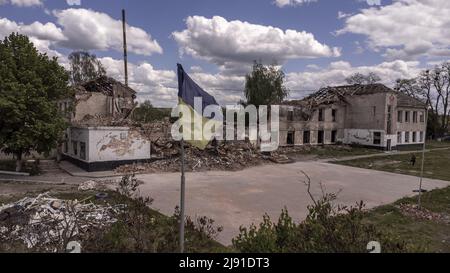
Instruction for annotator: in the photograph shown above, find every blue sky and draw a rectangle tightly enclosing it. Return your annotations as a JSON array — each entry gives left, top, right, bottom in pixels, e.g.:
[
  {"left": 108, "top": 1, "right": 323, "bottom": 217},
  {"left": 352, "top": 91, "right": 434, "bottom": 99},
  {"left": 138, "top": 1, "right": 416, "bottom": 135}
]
[{"left": 1, "top": 0, "right": 449, "bottom": 106}]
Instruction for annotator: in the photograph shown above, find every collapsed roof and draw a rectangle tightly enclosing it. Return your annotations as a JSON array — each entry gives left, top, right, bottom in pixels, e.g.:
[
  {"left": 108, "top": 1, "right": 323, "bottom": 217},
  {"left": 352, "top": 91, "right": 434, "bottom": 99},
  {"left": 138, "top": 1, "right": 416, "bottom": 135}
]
[
  {"left": 283, "top": 84, "right": 426, "bottom": 109},
  {"left": 74, "top": 76, "right": 136, "bottom": 98}
]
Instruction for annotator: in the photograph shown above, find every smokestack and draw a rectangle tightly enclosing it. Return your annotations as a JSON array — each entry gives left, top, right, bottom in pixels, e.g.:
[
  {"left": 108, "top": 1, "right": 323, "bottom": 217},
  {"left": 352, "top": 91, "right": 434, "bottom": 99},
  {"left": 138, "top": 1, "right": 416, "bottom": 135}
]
[{"left": 122, "top": 9, "right": 129, "bottom": 87}]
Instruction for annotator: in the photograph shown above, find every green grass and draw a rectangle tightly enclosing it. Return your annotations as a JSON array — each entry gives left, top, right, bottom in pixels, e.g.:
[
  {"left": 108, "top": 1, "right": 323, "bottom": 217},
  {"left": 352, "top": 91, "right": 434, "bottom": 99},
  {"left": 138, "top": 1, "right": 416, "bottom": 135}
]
[
  {"left": 364, "top": 186, "right": 450, "bottom": 252},
  {"left": 426, "top": 140, "right": 450, "bottom": 149},
  {"left": 335, "top": 148, "right": 450, "bottom": 181}
]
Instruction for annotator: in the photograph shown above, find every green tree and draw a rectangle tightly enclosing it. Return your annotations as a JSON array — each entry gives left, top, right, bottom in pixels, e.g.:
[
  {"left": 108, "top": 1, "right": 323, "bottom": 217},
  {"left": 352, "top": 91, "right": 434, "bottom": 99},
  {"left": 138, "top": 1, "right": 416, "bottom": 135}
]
[
  {"left": 132, "top": 100, "right": 170, "bottom": 123},
  {"left": 345, "top": 72, "right": 381, "bottom": 85},
  {"left": 244, "top": 62, "right": 289, "bottom": 107},
  {"left": 68, "top": 51, "right": 106, "bottom": 85},
  {"left": 0, "top": 33, "right": 69, "bottom": 172}
]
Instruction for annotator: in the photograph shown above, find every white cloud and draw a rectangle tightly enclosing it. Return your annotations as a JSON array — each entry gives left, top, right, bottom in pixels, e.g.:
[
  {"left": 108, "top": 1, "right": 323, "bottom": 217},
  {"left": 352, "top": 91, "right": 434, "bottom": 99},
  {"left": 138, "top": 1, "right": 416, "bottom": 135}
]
[
  {"left": 274, "top": 0, "right": 318, "bottom": 8},
  {"left": 66, "top": 0, "right": 81, "bottom": 5},
  {"left": 0, "top": 17, "right": 65, "bottom": 59},
  {"left": 173, "top": 15, "right": 340, "bottom": 72},
  {"left": 285, "top": 60, "right": 422, "bottom": 98},
  {"left": 54, "top": 8, "right": 162, "bottom": 56},
  {"left": 338, "top": 0, "right": 450, "bottom": 60}
]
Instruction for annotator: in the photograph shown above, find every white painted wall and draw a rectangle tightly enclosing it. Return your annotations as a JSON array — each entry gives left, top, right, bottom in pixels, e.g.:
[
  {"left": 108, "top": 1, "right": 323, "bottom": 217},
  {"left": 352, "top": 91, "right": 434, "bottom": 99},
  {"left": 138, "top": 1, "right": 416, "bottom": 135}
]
[
  {"left": 65, "top": 127, "right": 151, "bottom": 163},
  {"left": 343, "top": 129, "right": 385, "bottom": 147}
]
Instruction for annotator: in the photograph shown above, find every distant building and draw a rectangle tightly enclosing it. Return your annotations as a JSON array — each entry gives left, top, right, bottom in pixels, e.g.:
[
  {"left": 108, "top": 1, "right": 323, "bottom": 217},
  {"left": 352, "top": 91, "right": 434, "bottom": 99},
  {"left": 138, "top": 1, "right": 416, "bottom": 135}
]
[
  {"left": 58, "top": 77, "right": 151, "bottom": 172},
  {"left": 279, "top": 84, "right": 427, "bottom": 151}
]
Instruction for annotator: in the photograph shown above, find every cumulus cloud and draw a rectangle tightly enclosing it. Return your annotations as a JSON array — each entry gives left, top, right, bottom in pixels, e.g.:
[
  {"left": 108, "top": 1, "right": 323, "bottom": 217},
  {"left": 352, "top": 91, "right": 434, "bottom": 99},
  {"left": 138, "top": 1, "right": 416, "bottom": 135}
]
[
  {"left": 0, "top": 17, "right": 65, "bottom": 59},
  {"left": 337, "top": 0, "right": 450, "bottom": 60},
  {"left": 285, "top": 60, "right": 421, "bottom": 98},
  {"left": 54, "top": 8, "right": 162, "bottom": 56},
  {"left": 66, "top": 0, "right": 81, "bottom": 5},
  {"left": 173, "top": 16, "right": 340, "bottom": 72},
  {"left": 274, "top": 0, "right": 318, "bottom": 8}
]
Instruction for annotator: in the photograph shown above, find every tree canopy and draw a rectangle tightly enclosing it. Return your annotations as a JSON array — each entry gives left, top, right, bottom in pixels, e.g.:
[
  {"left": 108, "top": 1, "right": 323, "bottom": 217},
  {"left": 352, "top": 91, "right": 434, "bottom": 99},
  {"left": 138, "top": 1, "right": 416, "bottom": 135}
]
[
  {"left": 345, "top": 72, "right": 381, "bottom": 85},
  {"left": 68, "top": 51, "right": 106, "bottom": 85},
  {"left": 244, "top": 62, "right": 289, "bottom": 107},
  {"left": 395, "top": 62, "right": 450, "bottom": 138},
  {"left": 0, "top": 33, "right": 69, "bottom": 171}
]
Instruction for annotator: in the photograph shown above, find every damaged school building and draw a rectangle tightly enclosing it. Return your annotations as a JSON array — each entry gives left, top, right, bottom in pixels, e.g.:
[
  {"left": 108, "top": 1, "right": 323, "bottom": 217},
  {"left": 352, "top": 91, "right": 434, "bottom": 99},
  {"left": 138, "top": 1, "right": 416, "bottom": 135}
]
[
  {"left": 58, "top": 76, "right": 152, "bottom": 172},
  {"left": 58, "top": 79, "right": 427, "bottom": 172},
  {"left": 278, "top": 84, "right": 427, "bottom": 151}
]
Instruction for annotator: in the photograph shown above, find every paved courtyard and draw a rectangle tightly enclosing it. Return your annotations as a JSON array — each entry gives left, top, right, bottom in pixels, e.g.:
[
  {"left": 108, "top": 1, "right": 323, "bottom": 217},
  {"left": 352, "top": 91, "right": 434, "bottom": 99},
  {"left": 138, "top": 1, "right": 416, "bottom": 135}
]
[{"left": 136, "top": 162, "right": 450, "bottom": 245}]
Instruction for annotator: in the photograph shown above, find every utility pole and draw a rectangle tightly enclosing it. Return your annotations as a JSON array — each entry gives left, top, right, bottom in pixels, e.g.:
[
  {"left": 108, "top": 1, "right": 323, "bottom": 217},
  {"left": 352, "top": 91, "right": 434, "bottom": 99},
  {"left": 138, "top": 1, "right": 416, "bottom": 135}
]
[
  {"left": 122, "top": 9, "right": 129, "bottom": 87},
  {"left": 179, "top": 138, "right": 186, "bottom": 253}
]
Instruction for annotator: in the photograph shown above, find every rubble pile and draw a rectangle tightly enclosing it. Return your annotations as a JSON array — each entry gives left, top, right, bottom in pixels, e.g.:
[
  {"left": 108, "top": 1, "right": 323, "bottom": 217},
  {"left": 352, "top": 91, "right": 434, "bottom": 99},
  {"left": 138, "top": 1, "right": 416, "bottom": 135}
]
[
  {"left": 116, "top": 141, "right": 271, "bottom": 173},
  {"left": 396, "top": 204, "right": 449, "bottom": 223},
  {"left": 0, "top": 193, "right": 123, "bottom": 250}
]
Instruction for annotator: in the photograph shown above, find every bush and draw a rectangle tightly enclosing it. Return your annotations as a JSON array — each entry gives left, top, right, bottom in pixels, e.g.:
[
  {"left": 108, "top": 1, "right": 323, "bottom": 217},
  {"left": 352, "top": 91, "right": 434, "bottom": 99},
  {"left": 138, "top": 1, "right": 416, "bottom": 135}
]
[{"left": 232, "top": 173, "right": 409, "bottom": 253}]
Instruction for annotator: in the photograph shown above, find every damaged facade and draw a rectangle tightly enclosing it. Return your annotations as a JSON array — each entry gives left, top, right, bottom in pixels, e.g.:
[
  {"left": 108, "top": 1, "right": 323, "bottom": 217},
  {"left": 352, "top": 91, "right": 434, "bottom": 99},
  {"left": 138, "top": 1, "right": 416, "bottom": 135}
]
[
  {"left": 59, "top": 77, "right": 151, "bottom": 172},
  {"left": 279, "top": 84, "right": 427, "bottom": 150}
]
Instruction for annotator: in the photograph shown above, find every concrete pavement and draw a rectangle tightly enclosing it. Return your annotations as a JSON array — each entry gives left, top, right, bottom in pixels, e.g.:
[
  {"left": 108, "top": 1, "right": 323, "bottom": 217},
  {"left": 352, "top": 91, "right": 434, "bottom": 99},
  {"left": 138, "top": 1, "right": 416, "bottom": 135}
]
[{"left": 135, "top": 162, "right": 450, "bottom": 245}]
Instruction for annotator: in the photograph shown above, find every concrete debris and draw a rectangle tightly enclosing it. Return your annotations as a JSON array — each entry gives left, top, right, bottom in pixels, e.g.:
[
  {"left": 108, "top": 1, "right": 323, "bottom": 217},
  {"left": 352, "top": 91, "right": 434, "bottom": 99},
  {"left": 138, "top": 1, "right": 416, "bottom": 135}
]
[
  {"left": 116, "top": 141, "right": 272, "bottom": 174},
  {"left": 396, "top": 204, "right": 449, "bottom": 224},
  {"left": 78, "top": 180, "right": 97, "bottom": 191},
  {"left": 0, "top": 193, "right": 123, "bottom": 250}
]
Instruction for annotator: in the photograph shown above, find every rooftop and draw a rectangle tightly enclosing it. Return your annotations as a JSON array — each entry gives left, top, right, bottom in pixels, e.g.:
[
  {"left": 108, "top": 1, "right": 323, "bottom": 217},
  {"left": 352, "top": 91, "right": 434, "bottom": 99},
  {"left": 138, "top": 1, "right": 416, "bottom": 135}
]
[{"left": 74, "top": 76, "right": 136, "bottom": 97}]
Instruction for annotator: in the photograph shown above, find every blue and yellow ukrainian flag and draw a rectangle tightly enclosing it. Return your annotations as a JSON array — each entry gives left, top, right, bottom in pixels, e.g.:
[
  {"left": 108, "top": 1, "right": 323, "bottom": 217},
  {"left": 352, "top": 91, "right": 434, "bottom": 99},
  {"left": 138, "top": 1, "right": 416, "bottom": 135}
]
[{"left": 177, "top": 64, "right": 222, "bottom": 150}]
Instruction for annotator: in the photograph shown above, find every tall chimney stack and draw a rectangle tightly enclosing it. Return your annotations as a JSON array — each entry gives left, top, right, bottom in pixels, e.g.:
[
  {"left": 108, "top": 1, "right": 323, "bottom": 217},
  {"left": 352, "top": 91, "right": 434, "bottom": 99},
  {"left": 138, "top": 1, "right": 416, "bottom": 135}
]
[{"left": 122, "top": 9, "right": 129, "bottom": 87}]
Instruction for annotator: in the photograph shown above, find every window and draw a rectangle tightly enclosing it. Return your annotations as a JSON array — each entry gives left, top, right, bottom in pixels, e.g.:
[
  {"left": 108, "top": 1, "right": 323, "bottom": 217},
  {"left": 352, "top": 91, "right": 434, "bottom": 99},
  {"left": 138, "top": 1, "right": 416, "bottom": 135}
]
[
  {"left": 420, "top": 131, "right": 424, "bottom": 142},
  {"left": 331, "top": 130, "right": 337, "bottom": 143},
  {"left": 387, "top": 106, "right": 393, "bottom": 135},
  {"left": 287, "top": 131, "right": 295, "bottom": 145},
  {"left": 332, "top": 109, "right": 337, "bottom": 122},
  {"left": 397, "top": 132, "right": 402, "bottom": 144},
  {"left": 64, "top": 133, "right": 68, "bottom": 153},
  {"left": 318, "top": 109, "right": 324, "bottom": 122},
  {"left": 412, "top": 132, "right": 417, "bottom": 143},
  {"left": 419, "top": 112, "right": 425, "bottom": 123},
  {"left": 398, "top": 111, "right": 403, "bottom": 123},
  {"left": 72, "top": 141, "right": 78, "bottom": 156},
  {"left": 405, "top": 111, "right": 410, "bottom": 123},
  {"left": 287, "top": 110, "right": 294, "bottom": 121},
  {"left": 405, "top": 132, "right": 410, "bottom": 143},
  {"left": 303, "top": 131, "right": 310, "bottom": 144},
  {"left": 373, "top": 132, "right": 381, "bottom": 145},
  {"left": 373, "top": 106, "right": 377, "bottom": 117},
  {"left": 413, "top": 111, "right": 418, "bottom": 123},
  {"left": 318, "top": 131, "right": 324, "bottom": 144},
  {"left": 80, "top": 142, "right": 86, "bottom": 160}
]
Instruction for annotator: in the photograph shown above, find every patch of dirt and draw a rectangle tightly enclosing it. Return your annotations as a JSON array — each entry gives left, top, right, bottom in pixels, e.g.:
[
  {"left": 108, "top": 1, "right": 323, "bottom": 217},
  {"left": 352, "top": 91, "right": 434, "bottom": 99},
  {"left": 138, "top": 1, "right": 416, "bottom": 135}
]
[{"left": 397, "top": 203, "right": 449, "bottom": 224}]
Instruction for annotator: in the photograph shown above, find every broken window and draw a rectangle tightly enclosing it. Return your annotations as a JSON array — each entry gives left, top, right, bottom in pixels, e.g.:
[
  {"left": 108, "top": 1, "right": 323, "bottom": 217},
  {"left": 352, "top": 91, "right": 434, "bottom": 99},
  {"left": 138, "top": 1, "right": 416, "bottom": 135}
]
[
  {"left": 405, "top": 111, "right": 410, "bottom": 123},
  {"left": 420, "top": 131, "right": 424, "bottom": 142},
  {"left": 419, "top": 111, "right": 425, "bottom": 123},
  {"left": 331, "top": 130, "right": 337, "bottom": 143},
  {"left": 397, "top": 132, "right": 402, "bottom": 144},
  {"left": 72, "top": 141, "right": 78, "bottom": 156},
  {"left": 332, "top": 109, "right": 337, "bottom": 122},
  {"left": 373, "top": 132, "right": 381, "bottom": 145},
  {"left": 287, "top": 110, "right": 294, "bottom": 122},
  {"left": 318, "top": 109, "right": 324, "bottom": 122},
  {"left": 287, "top": 131, "right": 295, "bottom": 145},
  {"left": 303, "top": 131, "right": 310, "bottom": 144},
  {"left": 318, "top": 131, "right": 324, "bottom": 144},
  {"left": 387, "top": 106, "right": 393, "bottom": 135},
  {"left": 398, "top": 111, "right": 403, "bottom": 123},
  {"left": 413, "top": 111, "right": 418, "bottom": 123},
  {"left": 64, "top": 133, "right": 68, "bottom": 153},
  {"left": 412, "top": 132, "right": 417, "bottom": 143},
  {"left": 405, "top": 132, "right": 410, "bottom": 143},
  {"left": 80, "top": 142, "right": 86, "bottom": 160}
]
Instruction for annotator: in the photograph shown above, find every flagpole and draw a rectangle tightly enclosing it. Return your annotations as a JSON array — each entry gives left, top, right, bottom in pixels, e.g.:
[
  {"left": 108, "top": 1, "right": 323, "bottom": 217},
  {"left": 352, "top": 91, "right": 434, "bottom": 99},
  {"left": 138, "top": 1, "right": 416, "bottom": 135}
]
[
  {"left": 179, "top": 135, "right": 186, "bottom": 253},
  {"left": 418, "top": 109, "right": 428, "bottom": 209}
]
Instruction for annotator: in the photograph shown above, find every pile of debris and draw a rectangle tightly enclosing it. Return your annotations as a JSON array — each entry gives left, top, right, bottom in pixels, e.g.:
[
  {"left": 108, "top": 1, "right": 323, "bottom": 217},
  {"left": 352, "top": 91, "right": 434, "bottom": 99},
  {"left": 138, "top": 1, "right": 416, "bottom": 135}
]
[
  {"left": 116, "top": 141, "right": 272, "bottom": 173},
  {"left": 0, "top": 193, "right": 123, "bottom": 251},
  {"left": 396, "top": 203, "right": 449, "bottom": 224}
]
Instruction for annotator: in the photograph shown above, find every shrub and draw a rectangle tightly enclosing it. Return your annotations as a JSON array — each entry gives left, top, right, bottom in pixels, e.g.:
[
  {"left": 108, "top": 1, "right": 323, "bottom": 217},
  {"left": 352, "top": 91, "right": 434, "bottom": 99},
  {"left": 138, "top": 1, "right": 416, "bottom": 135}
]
[{"left": 232, "top": 173, "right": 409, "bottom": 253}]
